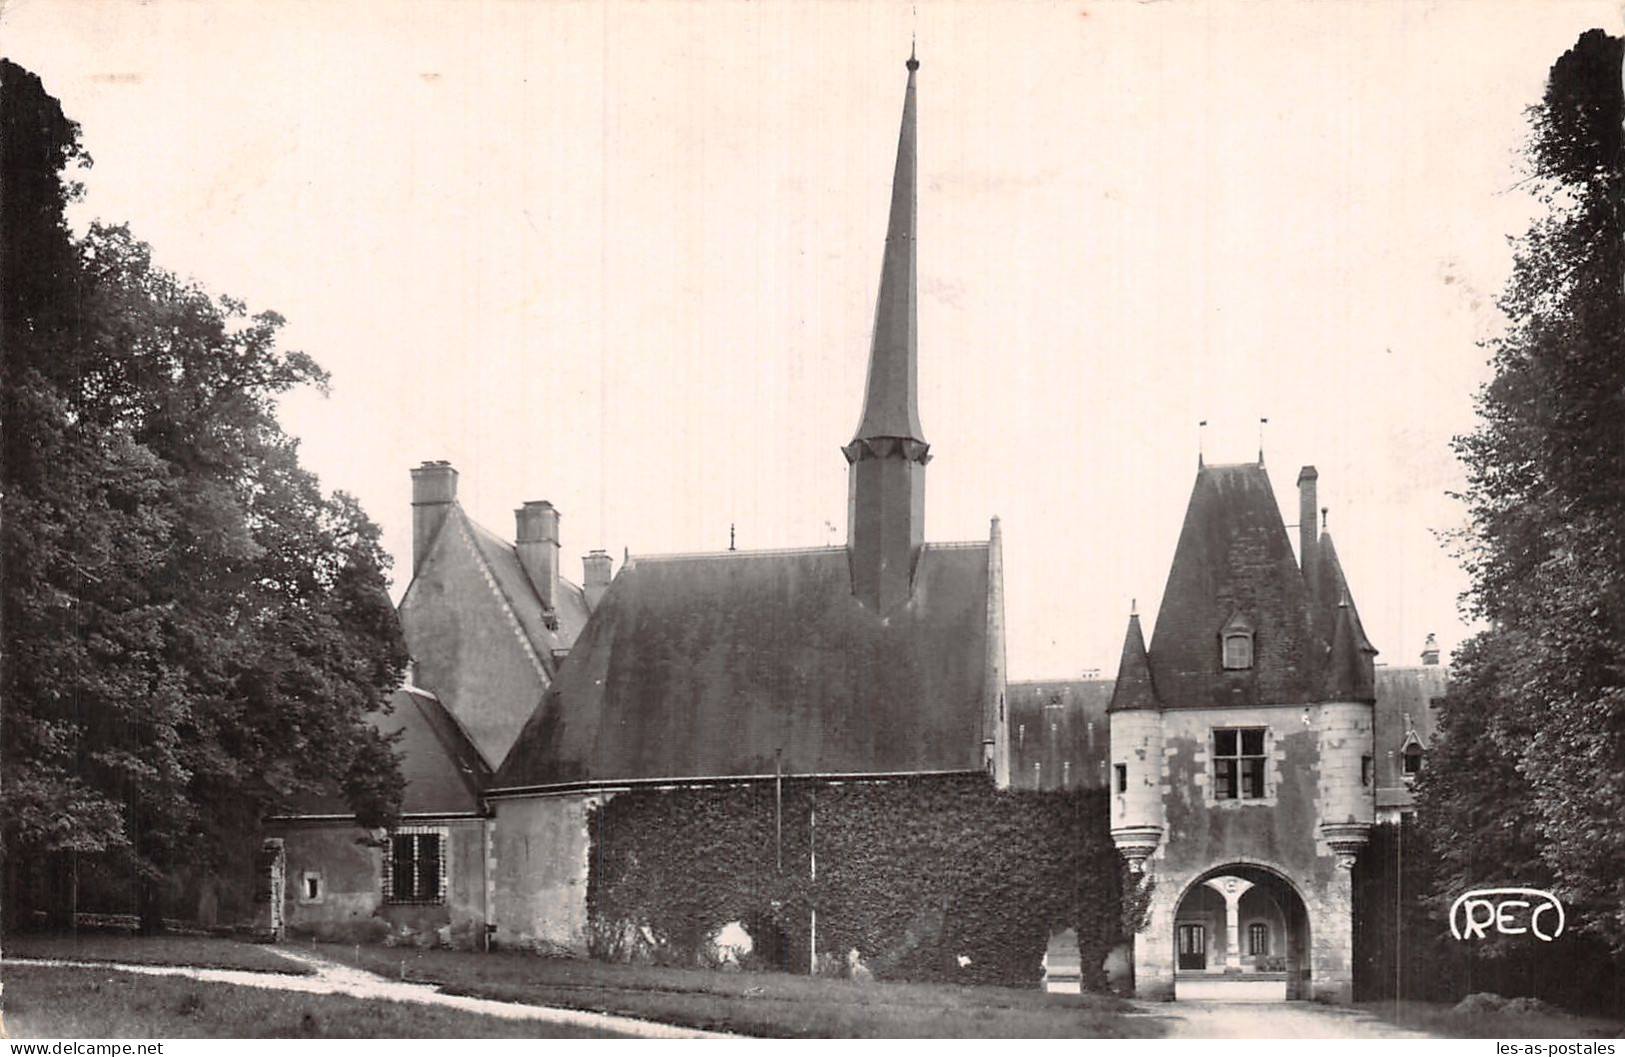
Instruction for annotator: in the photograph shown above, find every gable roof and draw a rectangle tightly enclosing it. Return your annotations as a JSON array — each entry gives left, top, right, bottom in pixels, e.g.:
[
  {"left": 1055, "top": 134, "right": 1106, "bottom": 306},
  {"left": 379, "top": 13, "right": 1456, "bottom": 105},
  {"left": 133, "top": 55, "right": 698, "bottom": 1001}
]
[
  {"left": 455, "top": 511, "right": 591, "bottom": 667},
  {"left": 276, "top": 686, "right": 490, "bottom": 818},
  {"left": 1147, "top": 462, "right": 1329, "bottom": 709},
  {"left": 493, "top": 543, "right": 994, "bottom": 790},
  {"left": 398, "top": 503, "right": 592, "bottom": 767}
]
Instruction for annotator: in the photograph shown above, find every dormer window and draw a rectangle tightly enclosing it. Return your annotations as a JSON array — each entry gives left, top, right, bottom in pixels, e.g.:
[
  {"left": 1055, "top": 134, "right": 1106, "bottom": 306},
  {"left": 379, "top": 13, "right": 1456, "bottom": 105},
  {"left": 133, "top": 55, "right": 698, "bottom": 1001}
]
[
  {"left": 1401, "top": 720, "right": 1424, "bottom": 782},
  {"left": 1220, "top": 612, "right": 1255, "bottom": 670},
  {"left": 1402, "top": 740, "right": 1424, "bottom": 781}
]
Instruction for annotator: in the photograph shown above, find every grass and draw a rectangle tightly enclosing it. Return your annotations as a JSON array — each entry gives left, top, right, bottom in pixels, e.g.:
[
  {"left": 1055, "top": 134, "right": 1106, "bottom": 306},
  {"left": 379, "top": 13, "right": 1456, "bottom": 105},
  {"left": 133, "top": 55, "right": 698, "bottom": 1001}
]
[
  {"left": 0, "top": 965, "right": 620, "bottom": 1038},
  {"left": 1357, "top": 999, "right": 1625, "bottom": 1039},
  {"left": 3, "top": 930, "right": 311, "bottom": 976},
  {"left": 319, "top": 943, "right": 1162, "bottom": 1038}
]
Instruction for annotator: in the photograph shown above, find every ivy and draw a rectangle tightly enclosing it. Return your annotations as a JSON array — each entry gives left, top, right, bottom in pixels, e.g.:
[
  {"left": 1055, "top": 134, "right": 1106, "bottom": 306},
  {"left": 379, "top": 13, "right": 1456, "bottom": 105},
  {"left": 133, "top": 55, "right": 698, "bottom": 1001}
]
[{"left": 587, "top": 775, "right": 1124, "bottom": 989}]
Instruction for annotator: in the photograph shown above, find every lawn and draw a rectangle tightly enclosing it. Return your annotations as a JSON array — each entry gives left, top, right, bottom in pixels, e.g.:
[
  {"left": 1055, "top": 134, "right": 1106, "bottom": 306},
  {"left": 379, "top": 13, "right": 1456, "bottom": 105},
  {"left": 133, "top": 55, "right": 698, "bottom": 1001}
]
[
  {"left": 0, "top": 965, "right": 620, "bottom": 1038},
  {"left": 3, "top": 930, "right": 311, "bottom": 975},
  {"left": 1358, "top": 999, "right": 1625, "bottom": 1039},
  {"left": 319, "top": 943, "right": 1162, "bottom": 1038}
]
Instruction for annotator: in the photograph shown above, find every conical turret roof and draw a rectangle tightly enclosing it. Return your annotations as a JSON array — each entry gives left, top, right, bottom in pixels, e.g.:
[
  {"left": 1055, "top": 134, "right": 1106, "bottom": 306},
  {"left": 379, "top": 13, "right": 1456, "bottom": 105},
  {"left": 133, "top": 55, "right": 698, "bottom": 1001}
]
[{"left": 1108, "top": 609, "right": 1159, "bottom": 712}]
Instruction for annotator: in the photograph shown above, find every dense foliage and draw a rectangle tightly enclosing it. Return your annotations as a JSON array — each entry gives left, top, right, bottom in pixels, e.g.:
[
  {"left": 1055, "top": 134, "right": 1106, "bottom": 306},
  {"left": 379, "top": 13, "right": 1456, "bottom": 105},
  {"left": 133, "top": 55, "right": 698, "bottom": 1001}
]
[
  {"left": 0, "top": 61, "right": 408, "bottom": 927},
  {"left": 1352, "top": 821, "right": 1623, "bottom": 1013},
  {"left": 1421, "top": 28, "right": 1625, "bottom": 955},
  {"left": 587, "top": 776, "right": 1123, "bottom": 990}
]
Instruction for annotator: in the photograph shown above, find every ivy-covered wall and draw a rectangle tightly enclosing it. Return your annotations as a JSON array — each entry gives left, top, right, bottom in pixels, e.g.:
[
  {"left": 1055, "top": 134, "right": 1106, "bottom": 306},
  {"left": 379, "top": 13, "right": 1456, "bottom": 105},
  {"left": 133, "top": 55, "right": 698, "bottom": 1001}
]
[{"left": 587, "top": 774, "right": 1124, "bottom": 989}]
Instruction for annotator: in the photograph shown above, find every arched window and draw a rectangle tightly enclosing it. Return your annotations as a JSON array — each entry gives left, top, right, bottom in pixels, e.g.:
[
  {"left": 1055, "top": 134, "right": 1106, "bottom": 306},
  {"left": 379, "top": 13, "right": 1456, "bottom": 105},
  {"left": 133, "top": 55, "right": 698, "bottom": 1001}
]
[{"left": 1248, "top": 922, "right": 1269, "bottom": 956}]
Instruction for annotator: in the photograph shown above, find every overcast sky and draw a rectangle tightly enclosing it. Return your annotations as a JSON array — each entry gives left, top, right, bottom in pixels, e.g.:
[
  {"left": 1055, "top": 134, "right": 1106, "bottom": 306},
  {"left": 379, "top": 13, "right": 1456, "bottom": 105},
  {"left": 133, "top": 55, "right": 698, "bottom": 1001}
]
[{"left": 6, "top": 0, "right": 1619, "bottom": 678}]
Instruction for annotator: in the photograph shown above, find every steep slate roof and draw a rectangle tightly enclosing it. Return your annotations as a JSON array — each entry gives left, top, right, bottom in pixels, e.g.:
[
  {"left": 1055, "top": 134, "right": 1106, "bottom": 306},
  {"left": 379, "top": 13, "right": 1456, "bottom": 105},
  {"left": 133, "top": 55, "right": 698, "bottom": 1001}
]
[
  {"left": 460, "top": 513, "right": 592, "bottom": 663},
  {"left": 1146, "top": 462, "right": 1334, "bottom": 709},
  {"left": 1310, "top": 531, "right": 1374, "bottom": 656},
  {"left": 1107, "top": 612, "right": 1159, "bottom": 712},
  {"left": 494, "top": 543, "right": 993, "bottom": 790},
  {"left": 1008, "top": 679, "right": 1113, "bottom": 790},
  {"left": 1374, "top": 664, "right": 1448, "bottom": 804},
  {"left": 398, "top": 503, "right": 592, "bottom": 767},
  {"left": 277, "top": 687, "right": 489, "bottom": 818},
  {"left": 1323, "top": 601, "right": 1377, "bottom": 702}
]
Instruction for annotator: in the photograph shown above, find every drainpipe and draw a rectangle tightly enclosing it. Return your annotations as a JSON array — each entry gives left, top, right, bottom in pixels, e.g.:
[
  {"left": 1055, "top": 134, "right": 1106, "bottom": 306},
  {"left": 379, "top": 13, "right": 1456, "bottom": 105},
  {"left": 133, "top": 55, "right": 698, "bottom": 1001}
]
[{"left": 482, "top": 809, "right": 493, "bottom": 953}]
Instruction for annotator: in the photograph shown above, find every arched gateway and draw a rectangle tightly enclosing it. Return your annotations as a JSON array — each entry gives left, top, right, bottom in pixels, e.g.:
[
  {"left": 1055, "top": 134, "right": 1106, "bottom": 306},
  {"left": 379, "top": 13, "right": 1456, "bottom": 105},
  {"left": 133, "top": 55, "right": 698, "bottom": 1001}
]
[{"left": 1171, "top": 864, "right": 1311, "bottom": 1001}]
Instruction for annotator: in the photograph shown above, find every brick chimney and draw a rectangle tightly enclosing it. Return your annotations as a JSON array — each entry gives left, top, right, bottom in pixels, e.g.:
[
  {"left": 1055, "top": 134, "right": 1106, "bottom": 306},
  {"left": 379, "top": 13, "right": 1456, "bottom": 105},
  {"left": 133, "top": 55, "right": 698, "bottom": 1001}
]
[
  {"left": 583, "top": 549, "right": 613, "bottom": 612},
  {"left": 515, "top": 501, "right": 560, "bottom": 612},
  {"left": 1421, "top": 633, "right": 1440, "bottom": 666},
  {"left": 1297, "top": 466, "right": 1318, "bottom": 593},
  {"left": 411, "top": 461, "right": 458, "bottom": 575}
]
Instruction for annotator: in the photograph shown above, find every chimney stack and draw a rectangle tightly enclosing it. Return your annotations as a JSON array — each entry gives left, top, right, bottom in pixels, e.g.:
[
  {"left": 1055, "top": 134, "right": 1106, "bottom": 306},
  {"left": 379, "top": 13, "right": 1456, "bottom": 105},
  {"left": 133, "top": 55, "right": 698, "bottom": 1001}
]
[
  {"left": 411, "top": 461, "right": 459, "bottom": 575},
  {"left": 516, "top": 501, "right": 561, "bottom": 612},
  {"left": 1421, "top": 633, "right": 1440, "bottom": 666},
  {"left": 1297, "top": 466, "right": 1318, "bottom": 593},
  {"left": 583, "top": 549, "right": 613, "bottom": 612}
]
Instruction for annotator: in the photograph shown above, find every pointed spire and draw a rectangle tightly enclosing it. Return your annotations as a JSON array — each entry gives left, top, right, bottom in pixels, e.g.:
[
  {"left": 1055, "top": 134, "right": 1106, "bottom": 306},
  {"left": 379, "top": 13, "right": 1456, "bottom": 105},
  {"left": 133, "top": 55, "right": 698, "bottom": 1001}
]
[
  {"left": 846, "top": 55, "right": 930, "bottom": 613},
  {"left": 1108, "top": 608, "right": 1159, "bottom": 712},
  {"left": 851, "top": 51, "right": 925, "bottom": 447}
]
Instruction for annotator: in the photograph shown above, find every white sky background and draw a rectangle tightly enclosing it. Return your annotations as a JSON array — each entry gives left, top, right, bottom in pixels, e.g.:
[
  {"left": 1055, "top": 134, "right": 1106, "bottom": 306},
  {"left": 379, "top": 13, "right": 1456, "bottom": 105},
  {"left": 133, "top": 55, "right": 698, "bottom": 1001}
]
[{"left": 5, "top": 0, "right": 1620, "bottom": 679}]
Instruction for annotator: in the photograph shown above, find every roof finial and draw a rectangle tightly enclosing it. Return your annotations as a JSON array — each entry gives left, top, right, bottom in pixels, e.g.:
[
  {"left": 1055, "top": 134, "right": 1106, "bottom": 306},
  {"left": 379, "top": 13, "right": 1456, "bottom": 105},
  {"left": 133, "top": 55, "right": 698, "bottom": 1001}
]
[
  {"left": 729, "top": 523, "right": 736, "bottom": 552},
  {"left": 909, "top": 8, "right": 918, "bottom": 70},
  {"left": 1130, "top": 597, "right": 1138, "bottom": 617},
  {"left": 1198, "top": 420, "right": 1207, "bottom": 466},
  {"left": 1258, "top": 417, "right": 1268, "bottom": 465},
  {"left": 1321, "top": 506, "right": 1328, "bottom": 532}
]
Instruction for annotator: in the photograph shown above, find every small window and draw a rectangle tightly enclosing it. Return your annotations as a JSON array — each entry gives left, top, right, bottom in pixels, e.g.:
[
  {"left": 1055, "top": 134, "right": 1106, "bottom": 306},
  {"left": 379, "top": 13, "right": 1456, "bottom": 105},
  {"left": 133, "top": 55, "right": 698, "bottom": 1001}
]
[
  {"left": 1062, "top": 760, "right": 1071, "bottom": 786},
  {"left": 1249, "top": 922, "right": 1269, "bottom": 956},
  {"left": 1115, "top": 764, "right": 1128, "bottom": 793},
  {"left": 1018, "top": 723, "right": 1026, "bottom": 748},
  {"left": 299, "top": 871, "right": 323, "bottom": 905},
  {"left": 1223, "top": 632, "right": 1254, "bottom": 670},
  {"left": 1361, "top": 755, "right": 1374, "bottom": 787},
  {"left": 1402, "top": 743, "right": 1423, "bottom": 780},
  {"left": 1214, "top": 728, "right": 1267, "bottom": 799},
  {"left": 386, "top": 829, "right": 446, "bottom": 905}
]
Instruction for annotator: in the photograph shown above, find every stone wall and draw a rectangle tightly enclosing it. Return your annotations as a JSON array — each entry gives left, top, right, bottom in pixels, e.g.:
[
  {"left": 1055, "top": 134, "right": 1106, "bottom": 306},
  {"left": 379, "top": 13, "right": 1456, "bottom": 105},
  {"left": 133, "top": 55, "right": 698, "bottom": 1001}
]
[
  {"left": 1125, "top": 702, "right": 1373, "bottom": 1002},
  {"left": 276, "top": 818, "right": 487, "bottom": 947},
  {"left": 487, "top": 792, "right": 597, "bottom": 953}
]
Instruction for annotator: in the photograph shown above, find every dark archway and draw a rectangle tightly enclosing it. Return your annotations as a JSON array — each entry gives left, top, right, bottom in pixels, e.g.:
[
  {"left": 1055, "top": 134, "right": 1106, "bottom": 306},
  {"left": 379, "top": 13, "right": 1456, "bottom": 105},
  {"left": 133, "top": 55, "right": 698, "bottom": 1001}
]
[{"left": 1172, "top": 863, "right": 1311, "bottom": 1000}]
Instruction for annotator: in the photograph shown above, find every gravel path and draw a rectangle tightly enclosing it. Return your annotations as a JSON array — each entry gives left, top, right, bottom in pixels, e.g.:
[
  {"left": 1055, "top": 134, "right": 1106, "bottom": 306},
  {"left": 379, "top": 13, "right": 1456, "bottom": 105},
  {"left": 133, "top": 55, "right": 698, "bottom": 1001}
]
[
  {"left": 6, "top": 949, "right": 732, "bottom": 1039},
  {"left": 1143, "top": 999, "right": 1437, "bottom": 1038}
]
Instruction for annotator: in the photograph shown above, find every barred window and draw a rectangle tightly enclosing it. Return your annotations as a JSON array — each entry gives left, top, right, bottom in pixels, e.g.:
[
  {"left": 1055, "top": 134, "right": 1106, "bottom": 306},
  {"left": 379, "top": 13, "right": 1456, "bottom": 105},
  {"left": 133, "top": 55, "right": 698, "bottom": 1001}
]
[
  {"left": 1249, "top": 922, "right": 1269, "bottom": 956},
  {"left": 386, "top": 828, "right": 446, "bottom": 905},
  {"left": 1214, "top": 728, "right": 1267, "bottom": 800}
]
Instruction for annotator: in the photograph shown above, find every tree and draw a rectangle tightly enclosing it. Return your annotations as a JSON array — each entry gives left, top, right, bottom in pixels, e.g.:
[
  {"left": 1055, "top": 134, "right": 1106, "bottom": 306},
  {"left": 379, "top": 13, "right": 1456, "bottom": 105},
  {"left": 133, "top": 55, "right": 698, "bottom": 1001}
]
[
  {"left": 1424, "top": 29, "right": 1625, "bottom": 953},
  {"left": 1, "top": 61, "right": 406, "bottom": 926}
]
